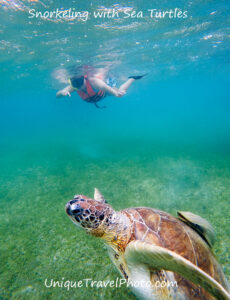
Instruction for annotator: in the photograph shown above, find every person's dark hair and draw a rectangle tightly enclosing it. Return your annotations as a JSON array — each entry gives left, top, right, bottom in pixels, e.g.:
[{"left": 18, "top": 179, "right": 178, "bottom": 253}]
[{"left": 70, "top": 76, "right": 84, "bottom": 88}]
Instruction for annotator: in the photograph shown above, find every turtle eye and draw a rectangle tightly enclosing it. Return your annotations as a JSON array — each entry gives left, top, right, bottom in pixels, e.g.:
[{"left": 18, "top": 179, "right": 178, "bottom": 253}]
[
  {"left": 72, "top": 208, "right": 83, "bottom": 214},
  {"left": 71, "top": 203, "right": 84, "bottom": 215},
  {"left": 69, "top": 199, "right": 77, "bottom": 205}
]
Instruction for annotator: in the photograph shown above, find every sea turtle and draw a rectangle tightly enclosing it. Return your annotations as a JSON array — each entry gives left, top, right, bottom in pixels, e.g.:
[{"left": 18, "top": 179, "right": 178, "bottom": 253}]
[{"left": 65, "top": 188, "right": 230, "bottom": 300}]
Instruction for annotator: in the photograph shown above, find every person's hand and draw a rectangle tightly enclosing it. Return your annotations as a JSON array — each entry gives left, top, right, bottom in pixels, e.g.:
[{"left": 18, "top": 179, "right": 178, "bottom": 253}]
[
  {"left": 62, "top": 88, "right": 71, "bottom": 97},
  {"left": 56, "top": 88, "right": 71, "bottom": 98},
  {"left": 63, "top": 91, "right": 71, "bottom": 97},
  {"left": 116, "top": 90, "right": 126, "bottom": 97}
]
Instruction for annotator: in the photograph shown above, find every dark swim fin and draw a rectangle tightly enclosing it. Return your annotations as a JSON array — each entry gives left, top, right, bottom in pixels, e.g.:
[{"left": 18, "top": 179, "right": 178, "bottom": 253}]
[{"left": 128, "top": 73, "right": 148, "bottom": 80}]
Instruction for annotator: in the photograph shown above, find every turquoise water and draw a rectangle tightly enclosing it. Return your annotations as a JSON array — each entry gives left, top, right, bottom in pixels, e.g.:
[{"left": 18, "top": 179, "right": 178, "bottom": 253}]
[{"left": 0, "top": 1, "right": 230, "bottom": 299}]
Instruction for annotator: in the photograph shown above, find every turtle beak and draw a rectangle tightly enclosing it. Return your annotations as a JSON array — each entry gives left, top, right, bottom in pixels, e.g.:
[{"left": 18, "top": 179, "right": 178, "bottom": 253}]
[{"left": 66, "top": 201, "right": 83, "bottom": 217}]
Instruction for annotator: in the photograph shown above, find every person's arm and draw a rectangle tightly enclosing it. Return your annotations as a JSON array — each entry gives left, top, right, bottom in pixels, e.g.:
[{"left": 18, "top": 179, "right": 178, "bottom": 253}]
[
  {"left": 90, "top": 78, "right": 126, "bottom": 97},
  {"left": 56, "top": 85, "right": 74, "bottom": 98}
]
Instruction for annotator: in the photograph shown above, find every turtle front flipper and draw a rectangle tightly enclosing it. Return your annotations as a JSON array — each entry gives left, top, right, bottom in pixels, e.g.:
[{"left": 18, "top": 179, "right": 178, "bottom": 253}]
[{"left": 125, "top": 241, "right": 230, "bottom": 300}]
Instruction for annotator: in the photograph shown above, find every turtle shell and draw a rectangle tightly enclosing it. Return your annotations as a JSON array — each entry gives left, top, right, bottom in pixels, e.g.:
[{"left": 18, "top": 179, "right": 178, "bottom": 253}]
[{"left": 123, "top": 207, "right": 229, "bottom": 300}]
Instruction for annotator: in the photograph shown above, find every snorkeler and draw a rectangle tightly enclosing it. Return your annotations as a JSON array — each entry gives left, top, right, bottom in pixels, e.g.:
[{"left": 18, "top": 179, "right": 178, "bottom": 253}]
[{"left": 56, "top": 73, "right": 145, "bottom": 108}]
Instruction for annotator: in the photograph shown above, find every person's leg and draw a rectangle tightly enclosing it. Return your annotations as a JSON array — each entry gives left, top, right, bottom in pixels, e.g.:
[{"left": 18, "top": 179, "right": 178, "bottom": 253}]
[{"left": 119, "top": 78, "right": 135, "bottom": 92}]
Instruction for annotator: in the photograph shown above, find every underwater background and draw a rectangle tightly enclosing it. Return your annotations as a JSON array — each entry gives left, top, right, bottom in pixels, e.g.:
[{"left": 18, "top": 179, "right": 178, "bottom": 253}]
[{"left": 0, "top": 0, "right": 229, "bottom": 299}]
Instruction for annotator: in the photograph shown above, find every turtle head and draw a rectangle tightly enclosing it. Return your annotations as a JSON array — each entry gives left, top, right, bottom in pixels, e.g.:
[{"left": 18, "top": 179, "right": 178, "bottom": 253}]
[{"left": 65, "top": 188, "right": 114, "bottom": 236}]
